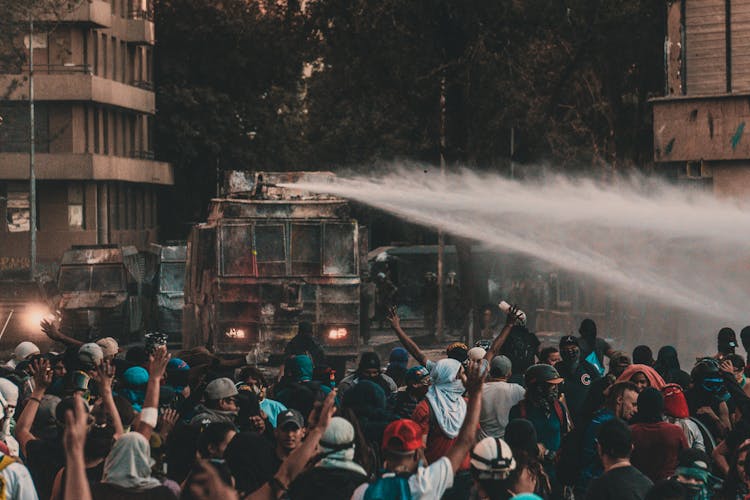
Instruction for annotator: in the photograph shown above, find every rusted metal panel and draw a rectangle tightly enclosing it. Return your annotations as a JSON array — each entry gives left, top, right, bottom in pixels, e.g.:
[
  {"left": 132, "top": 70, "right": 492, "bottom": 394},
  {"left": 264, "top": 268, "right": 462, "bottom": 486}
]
[
  {"left": 666, "top": 0, "right": 685, "bottom": 95},
  {"left": 653, "top": 94, "right": 750, "bottom": 162},
  {"left": 732, "top": 0, "right": 750, "bottom": 91},
  {"left": 685, "top": 0, "right": 727, "bottom": 95},
  {"left": 60, "top": 245, "right": 136, "bottom": 265}
]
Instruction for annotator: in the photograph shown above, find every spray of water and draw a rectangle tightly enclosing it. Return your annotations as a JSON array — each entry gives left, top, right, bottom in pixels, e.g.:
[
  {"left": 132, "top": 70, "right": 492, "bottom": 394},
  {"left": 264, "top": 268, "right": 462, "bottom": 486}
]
[{"left": 286, "top": 167, "right": 750, "bottom": 353}]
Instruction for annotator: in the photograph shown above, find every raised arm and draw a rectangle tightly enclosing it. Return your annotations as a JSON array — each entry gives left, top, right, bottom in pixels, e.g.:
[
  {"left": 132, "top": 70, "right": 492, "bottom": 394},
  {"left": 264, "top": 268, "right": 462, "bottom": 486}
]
[
  {"left": 136, "top": 346, "right": 170, "bottom": 440},
  {"left": 248, "top": 390, "right": 337, "bottom": 500},
  {"left": 41, "top": 319, "right": 83, "bottom": 349},
  {"left": 16, "top": 358, "right": 53, "bottom": 457},
  {"left": 485, "top": 305, "right": 521, "bottom": 361},
  {"left": 63, "top": 393, "right": 93, "bottom": 500},
  {"left": 446, "top": 359, "right": 486, "bottom": 471},
  {"left": 93, "top": 359, "right": 124, "bottom": 438},
  {"left": 387, "top": 308, "right": 428, "bottom": 367}
]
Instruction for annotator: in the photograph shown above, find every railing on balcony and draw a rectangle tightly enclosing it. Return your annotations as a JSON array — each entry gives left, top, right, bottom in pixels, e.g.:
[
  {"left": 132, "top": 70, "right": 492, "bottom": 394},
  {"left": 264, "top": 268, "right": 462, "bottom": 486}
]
[
  {"left": 23, "top": 64, "right": 93, "bottom": 75},
  {"left": 131, "top": 80, "right": 154, "bottom": 91},
  {"left": 128, "top": 8, "right": 154, "bottom": 21},
  {"left": 131, "top": 150, "right": 155, "bottom": 160}
]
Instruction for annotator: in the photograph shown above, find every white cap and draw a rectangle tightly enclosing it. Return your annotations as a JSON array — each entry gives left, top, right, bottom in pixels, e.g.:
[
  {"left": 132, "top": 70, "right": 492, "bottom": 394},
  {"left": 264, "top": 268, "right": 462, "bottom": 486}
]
[
  {"left": 14, "top": 342, "right": 39, "bottom": 361},
  {"left": 95, "top": 337, "right": 119, "bottom": 358},
  {"left": 0, "top": 379, "right": 18, "bottom": 408},
  {"left": 467, "top": 347, "right": 486, "bottom": 361},
  {"left": 79, "top": 343, "right": 104, "bottom": 367}
]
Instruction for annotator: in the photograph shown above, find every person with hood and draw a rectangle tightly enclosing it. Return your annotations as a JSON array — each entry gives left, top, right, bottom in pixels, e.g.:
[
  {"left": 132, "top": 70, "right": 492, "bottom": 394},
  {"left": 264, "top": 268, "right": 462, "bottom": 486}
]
[
  {"left": 655, "top": 346, "right": 691, "bottom": 390},
  {"left": 716, "top": 327, "right": 739, "bottom": 360},
  {"left": 412, "top": 357, "right": 474, "bottom": 498},
  {"left": 388, "top": 365, "right": 431, "bottom": 419},
  {"left": 284, "top": 320, "right": 325, "bottom": 367},
  {"left": 224, "top": 432, "right": 281, "bottom": 496},
  {"left": 503, "top": 419, "right": 552, "bottom": 499},
  {"left": 630, "top": 388, "right": 688, "bottom": 482},
  {"left": 287, "top": 416, "right": 368, "bottom": 500},
  {"left": 91, "top": 432, "right": 178, "bottom": 499},
  {"left": 237, "top": 366, "right": 286, "bottom": 428},
  {"left": 338, "top": 352, "right": 397, "bottom": 397},
  {"left": 577, "top": 318, "right": 614, "bottom": 376},
  {"left": 189, "top": 378, "right": 239, "bottom": 427},
  {"left": 274, "top": 354, "right": 330, "bottom": 418},
  {"left": 118, "top": 366, "right": 149, "bottom": 412},
  {"left": 686, "top": 358, "right": 731, "bottom": 441},
  {"left": 616, "top": 364, "right": 666, "bottom": 392},
  {"left": 672, "top": 448, "right": 721, "bottom": 500},
  {"left": 632, "top": 345, "right": 655, "bottom": 367},
  {"left": 555, "top": 335, "right": 601, "bottom": 426},
  {"left": 385, "top": 347, "right": 409, "bottom": 387},
  {"left": 662, "top": 383, "right": 705, "bottom": 451},
  {"left": 342, "top": 379, "right": 391, "bottom": 447}
]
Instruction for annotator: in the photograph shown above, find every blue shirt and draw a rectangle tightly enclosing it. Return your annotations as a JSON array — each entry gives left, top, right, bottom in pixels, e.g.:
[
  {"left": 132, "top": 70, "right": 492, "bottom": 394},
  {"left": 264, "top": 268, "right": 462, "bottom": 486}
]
[{"left": 260, "top": 398, "right": 287, "bottom": 428}]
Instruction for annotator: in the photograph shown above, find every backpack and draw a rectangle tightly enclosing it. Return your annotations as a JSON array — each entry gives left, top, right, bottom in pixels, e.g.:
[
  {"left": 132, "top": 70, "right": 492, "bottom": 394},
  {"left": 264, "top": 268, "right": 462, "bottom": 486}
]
[{"left": 363, "top": 473, "right": 411, "bottom": 500}]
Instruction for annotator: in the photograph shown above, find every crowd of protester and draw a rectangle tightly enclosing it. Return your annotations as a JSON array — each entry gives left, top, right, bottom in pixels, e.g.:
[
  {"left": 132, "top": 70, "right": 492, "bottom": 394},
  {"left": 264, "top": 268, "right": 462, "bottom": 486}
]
[{"left": 0, "top": 308, "right": 746, "bottom": 499}]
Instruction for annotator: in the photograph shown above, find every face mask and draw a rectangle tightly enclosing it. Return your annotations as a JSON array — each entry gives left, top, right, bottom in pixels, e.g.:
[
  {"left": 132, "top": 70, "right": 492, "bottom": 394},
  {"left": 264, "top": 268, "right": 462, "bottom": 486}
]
[{"left": 561, "top": 349, "right": 579, "bottom": 362}]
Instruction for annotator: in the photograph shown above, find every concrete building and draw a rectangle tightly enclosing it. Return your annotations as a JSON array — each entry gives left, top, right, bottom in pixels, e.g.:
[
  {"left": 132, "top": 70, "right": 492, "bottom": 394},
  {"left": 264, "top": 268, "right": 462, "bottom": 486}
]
[
  {"left": 653, "top": 0, "right": 750, "bottom": 197},
  {"left": 0, "top": 0, "right": 172, "bottom": 274}
]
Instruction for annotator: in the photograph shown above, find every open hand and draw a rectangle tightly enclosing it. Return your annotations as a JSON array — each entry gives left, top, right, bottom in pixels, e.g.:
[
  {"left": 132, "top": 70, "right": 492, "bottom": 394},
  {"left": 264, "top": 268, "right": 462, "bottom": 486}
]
[
  {"left": 386, "top": 306, "right": 401, "bottom": 329},
  {"left": 29, "top": 358, "right": 52, "bottom": 391},
  {"left": 93, "top": 359, "right": 115, "bottom": 393},
  {"left": 63, "top": 393, "right": 89, "bottom": 453},
  {"left": 148, "top": 345, "right": 171, "bottom": 380},
  {"left": 307, "top": 390, "right": 337, "bottom": 431},
  {"left": 40, "top": 319, "right": 61, "bottom": 341},
  {"left": 159, "top": 408, "right": 179, "bottom": 439}
]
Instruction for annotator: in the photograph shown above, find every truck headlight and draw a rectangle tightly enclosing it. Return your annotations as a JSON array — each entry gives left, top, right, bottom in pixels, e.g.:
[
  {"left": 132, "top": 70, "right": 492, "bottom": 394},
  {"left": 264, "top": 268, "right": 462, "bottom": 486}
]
[
  {"left": 328, "top": 327, "right": 348, "bottom": 340},
  {"left": 225, "top": 328, "right": 246, "bottom": 339}
]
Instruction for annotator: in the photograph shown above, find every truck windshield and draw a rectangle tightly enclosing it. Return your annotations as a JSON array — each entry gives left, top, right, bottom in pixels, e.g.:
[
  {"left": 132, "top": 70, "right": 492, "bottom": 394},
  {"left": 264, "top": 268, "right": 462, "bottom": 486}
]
[
  {"left": 160, "top": 262, "right": 186, "bottom": 292},
  {"left": 91, "top": 265, "right": 125, "bottom": 292},
  {"left": 324, "top": 223, "right": 356, "bottom": 275},
  {"left": 220, "top": 224, "right": 254, "bottom": 276},
  {"left": 58, "top": 266, "right": 91, "bottom": 292}
]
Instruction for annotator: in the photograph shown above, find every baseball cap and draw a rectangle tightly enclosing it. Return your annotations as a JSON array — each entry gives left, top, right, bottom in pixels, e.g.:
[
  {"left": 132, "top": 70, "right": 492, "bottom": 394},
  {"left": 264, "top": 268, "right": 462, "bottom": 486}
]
[
  {"left": 382, "top": 419, "right": 423, "bottom": 454},
  {"left": 96, "top": 337, "right": 119, "bottom": 358},
  {"left": 358, "top": 352, "right": 381, "bottom": 371},
  {"left": 718, "top": 327, "right": 738, "bottom": 347},
  {"left": 559, "top": 335, "right": 579, "bottom": 348},
  {"left": 446, "top": 342, "right": 468, "bottom": 363},
  {"left": 204, "top": 378, "right": 239, "bottom": 401},
  {"left": 79, "top": 343, "right": 104, "bottom": 368},
  {"left": 405, "top": 366, "right": 430, "bottom": 385},
  {"left": 490, "top": 355, "right": 512, "bottom": 378},
  {"left": 122, "top": 366, "right": 149, "bottom": 387},
  {"left": 467, "top": 347, "right": 486, "bottom": 361},
  {"left": 320, "top": 417, "right": 355, "bottom": 450},
  {"left": 277, "top": 409, "right": 305, "bottom": 430},
  {"left": 470, "top": 437, "right": 516, "bottom": 479},
  {"left": 14, "top": 341, "right": 39, "bottom": 361},
  {"left": 525, "top": 364, "right": 564, "bottom": 385}
]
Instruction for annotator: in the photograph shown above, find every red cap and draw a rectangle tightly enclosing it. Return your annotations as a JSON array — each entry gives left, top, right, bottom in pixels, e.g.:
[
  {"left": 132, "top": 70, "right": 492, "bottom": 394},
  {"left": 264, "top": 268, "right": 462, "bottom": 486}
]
[{"left": 382, "top": 419, "right": 424, "bottom": 453}]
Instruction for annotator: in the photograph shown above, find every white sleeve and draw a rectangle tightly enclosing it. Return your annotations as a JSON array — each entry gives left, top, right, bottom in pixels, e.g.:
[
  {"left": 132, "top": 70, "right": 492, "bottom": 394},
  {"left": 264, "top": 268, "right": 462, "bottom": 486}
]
[
  {"left": 514, "top": 385, "right": 526, "bottom": 404},
  {"left": 350, "top": 483, "right": 368, "bottom": 500},
  {"left": 5, "top": 463, "right": 39, "bottom": 500},
  {"left": 408, "top": 457, "right": 454, "bottom": 499},
  {"left": 426, "top": 360, "right": 436, "bottom": 373}
]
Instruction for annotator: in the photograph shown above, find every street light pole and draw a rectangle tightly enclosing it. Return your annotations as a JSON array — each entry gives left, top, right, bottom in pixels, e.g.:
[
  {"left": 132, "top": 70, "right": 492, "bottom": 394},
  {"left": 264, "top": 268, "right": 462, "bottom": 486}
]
[
  {"left": 29, "top": 16, "right": 37, "bottom": 279},
  {"left": 436, "top": 74, "right": 446, "bottom": 341}
]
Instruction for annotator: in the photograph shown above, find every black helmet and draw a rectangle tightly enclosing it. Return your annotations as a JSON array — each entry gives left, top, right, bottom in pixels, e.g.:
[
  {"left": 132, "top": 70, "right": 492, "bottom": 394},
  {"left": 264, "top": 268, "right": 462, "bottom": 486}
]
[
  {"left": 691, "top": 357, "right": 720, "bottom": 383},
  {"left": 525, "top": 364, "right": 564, "bottom": 386}
]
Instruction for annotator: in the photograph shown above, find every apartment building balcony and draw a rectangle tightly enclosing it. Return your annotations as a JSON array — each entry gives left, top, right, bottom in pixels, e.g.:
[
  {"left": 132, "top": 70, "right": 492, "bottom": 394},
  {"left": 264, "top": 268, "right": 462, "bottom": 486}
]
[
  {"left": 0, "top": 152, "right": 173, "bottom": 185},
  {"left": 125, "top": 9, "right": 155, "bottom": 45},
  {"left": 38, "top": 0, "right": 112, "bottom": 28},
  {"left": 0, "top": 67, "right": 154, "bottom": 114},
  {"left": 652, "top": 93, "right": 750, "bottom": 163}
]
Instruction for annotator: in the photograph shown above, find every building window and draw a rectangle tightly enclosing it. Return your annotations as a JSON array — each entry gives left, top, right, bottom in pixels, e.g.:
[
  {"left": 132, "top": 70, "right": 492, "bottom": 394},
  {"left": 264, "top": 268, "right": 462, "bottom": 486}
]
[
  {"left": 0, "top": 103, "right": 50, "bottom": 153},
  {"left": 4, "top": 183, "right": 30, "bottom": 233},
  {"left": 68, "top": 183, "right": 84, "bottom": 230}
]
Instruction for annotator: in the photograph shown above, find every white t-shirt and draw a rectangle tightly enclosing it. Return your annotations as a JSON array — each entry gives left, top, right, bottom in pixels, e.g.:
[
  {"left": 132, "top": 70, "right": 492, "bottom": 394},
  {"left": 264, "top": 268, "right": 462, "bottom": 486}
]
[
  {"left": 479, "top": 380, "right": 526, "bottom": 439},
  {"left": 351, "top": 456, "right": 454, "bottom": 500},
  {"left": 2, "top": 461, "right": 39, "bottom": 500}
]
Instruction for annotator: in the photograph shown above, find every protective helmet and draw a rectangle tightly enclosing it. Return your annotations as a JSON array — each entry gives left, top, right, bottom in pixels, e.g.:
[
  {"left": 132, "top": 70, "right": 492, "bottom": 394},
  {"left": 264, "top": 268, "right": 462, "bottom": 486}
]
[
  {"left": 525, "top": 364, "right": 564, "bottom": 386},
  {"left": 470, "top": 437, "right": 516, "bottom": 480}
]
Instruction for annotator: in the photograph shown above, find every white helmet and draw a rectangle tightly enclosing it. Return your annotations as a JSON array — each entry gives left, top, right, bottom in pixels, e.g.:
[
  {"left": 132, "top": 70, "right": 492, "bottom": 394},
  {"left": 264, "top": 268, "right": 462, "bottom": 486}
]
[{"left": 470, "top": 437, "right": 516, "bottom": 480}]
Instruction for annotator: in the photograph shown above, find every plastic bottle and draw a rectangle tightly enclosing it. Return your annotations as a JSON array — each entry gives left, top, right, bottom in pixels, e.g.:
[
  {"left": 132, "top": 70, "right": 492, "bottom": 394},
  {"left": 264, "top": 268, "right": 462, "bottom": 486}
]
[{"left": 498, "top": 301, "right": 527, "bottom": 324}]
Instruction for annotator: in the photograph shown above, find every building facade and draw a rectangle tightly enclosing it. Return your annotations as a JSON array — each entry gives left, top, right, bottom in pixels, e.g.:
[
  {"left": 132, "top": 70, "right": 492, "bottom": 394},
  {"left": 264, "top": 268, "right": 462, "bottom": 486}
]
[
  {"left": 653, "top": 0, "right": 750, "bottom": 196},
  {"left": 0, "top": 0, "right": 172, "bottom": 274}
]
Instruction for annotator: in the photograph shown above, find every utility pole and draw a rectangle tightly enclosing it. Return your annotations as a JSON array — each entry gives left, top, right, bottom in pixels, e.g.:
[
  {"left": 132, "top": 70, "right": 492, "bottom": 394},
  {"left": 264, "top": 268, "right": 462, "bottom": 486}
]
[
  {"left": 436, "top": 74, "right": 446, "bottom": 341},
  {"left": 29, "top": 16, "right": 37, "bottom": 280}
]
